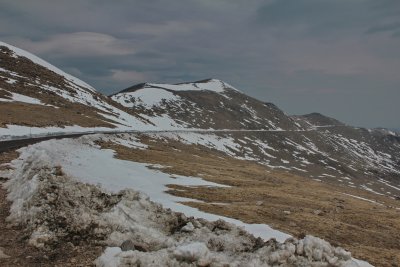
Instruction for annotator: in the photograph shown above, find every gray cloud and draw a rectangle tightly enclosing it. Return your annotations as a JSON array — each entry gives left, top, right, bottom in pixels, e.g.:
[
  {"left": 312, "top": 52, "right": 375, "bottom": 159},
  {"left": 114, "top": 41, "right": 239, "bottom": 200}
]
[
  {"left": 0, "top": 0, "right": 399, "bottom": 128},
  {"left": 12, "top": 32, "right": 136, "bottom": 57}
]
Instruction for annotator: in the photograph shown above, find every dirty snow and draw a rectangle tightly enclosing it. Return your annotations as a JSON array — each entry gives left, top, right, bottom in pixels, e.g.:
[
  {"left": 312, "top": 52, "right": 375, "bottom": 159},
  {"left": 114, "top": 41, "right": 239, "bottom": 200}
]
[
  {"left": 7, "top": 135, "right": 289, "bottom": 242},
  {"left": 4, "top": 137, "right": 372, "bottom": 266}
]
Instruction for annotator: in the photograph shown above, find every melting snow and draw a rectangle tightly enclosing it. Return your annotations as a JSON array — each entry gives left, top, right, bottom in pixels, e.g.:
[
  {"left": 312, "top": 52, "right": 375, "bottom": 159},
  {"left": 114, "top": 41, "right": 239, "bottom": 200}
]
[
  {"left": 15, "top": 136, "right": 290, "bottom": 242},
  {"left": 0, "top": 90, "right": 56, "bottom": 107}
]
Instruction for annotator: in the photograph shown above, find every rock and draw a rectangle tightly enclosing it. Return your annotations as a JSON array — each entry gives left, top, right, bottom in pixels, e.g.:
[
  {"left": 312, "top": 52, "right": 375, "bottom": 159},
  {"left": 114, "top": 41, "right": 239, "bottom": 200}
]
[
  {"left": 313, "top": 209, "right": 323, "bottom": 216},
  {"left": 120, "top": 240, "right": 136, "bottom": 251},
  {"left": 0, "top": 248, "right": 10, "bottom": 259},
  {"left": 336, "top": 204, "right": 345, "bottom": 209},
  {"left": 133, "top": 242, "right": 149, "bottom": 252},
  {"left": 173, "top": 242, "right": 209, "bottom": 263},
  {"left": 120, "top": 240, "right": 149, "bottom": 252},
  {"left": 283, "top": 210, "right": 291, "bottom": 215},
  {"left": 197, "top": 258, "right": 211, "bottom": 266},
  {"left": 256, "top": 201, "right": 264, "bottom": 206},
  {"left": 192, "top": 220, "right": 202, "bottom": 228}
]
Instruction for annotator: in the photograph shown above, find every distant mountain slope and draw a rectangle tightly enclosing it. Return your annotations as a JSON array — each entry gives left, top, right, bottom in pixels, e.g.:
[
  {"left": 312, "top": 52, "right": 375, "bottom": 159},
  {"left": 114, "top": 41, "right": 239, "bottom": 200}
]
[
  {"left": 111, "top": 79, "right": 301, "bottom": 130},
  {"left": 113, "top": 80, "right": 400, "bottom": 198},
  {"left": 1, "top": 41, "right": 399, "bottom": 198},
  {"left": 0, "top": 41, "right": 149, "bottom": 134},
  {"left": 292, "top": 112, "right": 345, "bottom": 128}
]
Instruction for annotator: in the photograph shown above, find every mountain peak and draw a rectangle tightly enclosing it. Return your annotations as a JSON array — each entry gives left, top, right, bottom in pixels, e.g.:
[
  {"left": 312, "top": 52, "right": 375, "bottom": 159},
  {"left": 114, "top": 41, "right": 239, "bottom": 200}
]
[
  {"left": 117, "top": 78, "right": 239, "bottom": 95},
  {"left": 299, "top": 112, "right": 345, "bottom": 127}
]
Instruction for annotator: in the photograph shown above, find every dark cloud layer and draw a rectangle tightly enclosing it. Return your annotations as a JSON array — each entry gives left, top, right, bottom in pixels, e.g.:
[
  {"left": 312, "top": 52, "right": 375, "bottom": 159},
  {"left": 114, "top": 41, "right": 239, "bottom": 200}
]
[{"left": 1, "top": 0, "right": 399, "bottom": 128}]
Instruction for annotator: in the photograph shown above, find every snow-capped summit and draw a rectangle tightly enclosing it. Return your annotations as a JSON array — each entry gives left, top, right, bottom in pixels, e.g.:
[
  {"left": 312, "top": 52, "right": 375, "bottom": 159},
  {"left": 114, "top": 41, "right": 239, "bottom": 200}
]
[
  {"left": 111, "top": 78, "right": 298, "bottom": 130},
  {"left": 148, "top": 78, "right": 239, "bottom": 93},
  {"left": 119, "top": 78, "right": 239, "bottom": 94}
]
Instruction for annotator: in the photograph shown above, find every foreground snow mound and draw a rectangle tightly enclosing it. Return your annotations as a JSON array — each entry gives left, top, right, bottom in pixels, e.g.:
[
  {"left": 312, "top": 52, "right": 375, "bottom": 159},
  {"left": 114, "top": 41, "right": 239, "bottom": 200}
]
[
  {"left": 3, "top": 140, "right": 372, "bottom": 266},
  {"left": 95, "top": 235, "right": 364, "bottom": 267}
]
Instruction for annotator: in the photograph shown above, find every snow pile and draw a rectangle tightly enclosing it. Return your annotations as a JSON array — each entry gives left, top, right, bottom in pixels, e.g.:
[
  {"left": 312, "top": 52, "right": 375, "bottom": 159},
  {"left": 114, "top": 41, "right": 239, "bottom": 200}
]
[
  {"left": 7, "top": 136, "right": 287, "bottom": 241},
  {"left": 3, "top": 140, "right": 372, "bottom": 266}
]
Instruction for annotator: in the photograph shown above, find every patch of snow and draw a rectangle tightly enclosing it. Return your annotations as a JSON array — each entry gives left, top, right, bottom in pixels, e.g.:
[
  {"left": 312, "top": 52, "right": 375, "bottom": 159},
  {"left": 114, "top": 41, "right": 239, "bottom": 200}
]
[
  {"left": 342, "top": 193, "right": 383, "bottom": 206},
  {"left": 0, "top": 90, "right": 57, "bottom": 107},
  {"left": 378, "top": 179, "right": 400, "bottom": 191},
  {"left": 112, "top": 88, "right": 181, "bottom": 108}
]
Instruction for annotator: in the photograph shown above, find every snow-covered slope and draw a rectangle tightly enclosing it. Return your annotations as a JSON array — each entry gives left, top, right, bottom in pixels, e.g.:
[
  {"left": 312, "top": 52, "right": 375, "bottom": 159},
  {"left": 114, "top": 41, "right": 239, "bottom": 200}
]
[
  {"left": 111, "top": 79, "right": 400, "bottom": 198},
  {"left": 111, "top": 79, "right": 300, "bottom": 130},
  {"left": 0, "top": 41, "right": 95, "bottom": 92},
  {"left": 1, "top": 41, "right": 399, "bottom": 198},
  {"left": 0, "top": 41, "right": 154, "bottom": 138}
]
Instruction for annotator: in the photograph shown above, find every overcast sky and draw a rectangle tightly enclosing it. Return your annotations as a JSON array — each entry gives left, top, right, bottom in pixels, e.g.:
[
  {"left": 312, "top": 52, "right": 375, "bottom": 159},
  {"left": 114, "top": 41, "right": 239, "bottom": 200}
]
[{"left": 1, "top": 0, "right": 399, "bottom": 128}]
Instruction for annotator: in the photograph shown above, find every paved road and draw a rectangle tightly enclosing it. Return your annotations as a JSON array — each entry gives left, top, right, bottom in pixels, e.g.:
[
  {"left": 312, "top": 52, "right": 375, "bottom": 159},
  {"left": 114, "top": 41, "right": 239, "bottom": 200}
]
[
  {"left": 0, "top": 126, "right": 345, "bottom": 153},
  {"left": 0, "top": 133, "right": 87, "bottom": 153}
]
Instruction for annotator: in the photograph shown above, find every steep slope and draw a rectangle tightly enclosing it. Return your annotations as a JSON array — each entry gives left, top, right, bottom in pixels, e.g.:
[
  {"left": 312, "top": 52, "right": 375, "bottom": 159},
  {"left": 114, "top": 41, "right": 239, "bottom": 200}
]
[
  {"left": 0, "top": 41, "right": 150, "bottom": 138},
  {"left": 111, "top": 79, "right": 300, "bottom": 130}
]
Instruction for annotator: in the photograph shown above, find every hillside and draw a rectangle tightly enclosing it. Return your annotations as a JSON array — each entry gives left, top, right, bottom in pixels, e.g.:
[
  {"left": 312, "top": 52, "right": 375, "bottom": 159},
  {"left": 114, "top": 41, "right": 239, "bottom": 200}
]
[
  {"left": 112, "top": 80, "right": 400, "bottom": 198},
  {"left": 111, "top": 80, "right": 299, "bottom": 130},
  {"left": 0, "top": 41, "right": 151, "bottom": 139}
]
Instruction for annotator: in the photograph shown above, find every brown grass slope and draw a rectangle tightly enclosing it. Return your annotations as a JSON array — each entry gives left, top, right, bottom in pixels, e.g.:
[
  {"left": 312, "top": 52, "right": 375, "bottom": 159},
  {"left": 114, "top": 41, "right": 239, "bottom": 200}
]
[{"left": 99, "top": 134, "right": 400, "bottom": 267}]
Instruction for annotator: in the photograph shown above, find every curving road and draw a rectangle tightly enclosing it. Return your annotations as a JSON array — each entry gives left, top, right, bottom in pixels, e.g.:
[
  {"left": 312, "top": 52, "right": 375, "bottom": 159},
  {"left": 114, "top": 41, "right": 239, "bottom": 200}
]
[
  {"left": 0, "top": 126, "right": 345, "bottom": 153},
  {"left": 0, "top": 133, "right": 88, "bottom": 153}
]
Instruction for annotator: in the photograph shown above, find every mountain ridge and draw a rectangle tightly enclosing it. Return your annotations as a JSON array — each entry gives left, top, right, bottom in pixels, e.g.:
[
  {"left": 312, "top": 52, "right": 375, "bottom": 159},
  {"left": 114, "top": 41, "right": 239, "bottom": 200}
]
[{"left": 0, "top": 40, "right": 399, "bottom": 266}]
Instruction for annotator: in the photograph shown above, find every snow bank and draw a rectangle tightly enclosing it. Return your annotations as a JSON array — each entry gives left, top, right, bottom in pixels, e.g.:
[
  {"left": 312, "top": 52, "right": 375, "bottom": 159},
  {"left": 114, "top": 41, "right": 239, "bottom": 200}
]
[
  {"left": 0, "top": 124, "right": 119, "bottom": 141},
  {"left": 3, "top": 135, "right": 373, "bottom": 266},
  {"left": 7, "top": 135, "right": 288, "bottom": 242}
]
